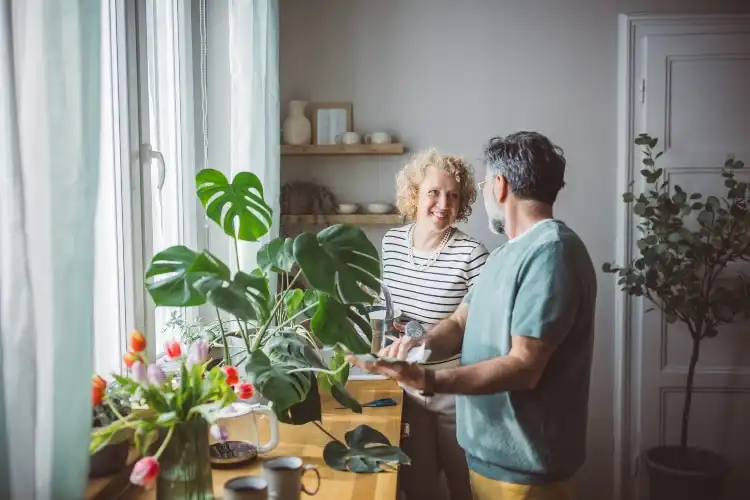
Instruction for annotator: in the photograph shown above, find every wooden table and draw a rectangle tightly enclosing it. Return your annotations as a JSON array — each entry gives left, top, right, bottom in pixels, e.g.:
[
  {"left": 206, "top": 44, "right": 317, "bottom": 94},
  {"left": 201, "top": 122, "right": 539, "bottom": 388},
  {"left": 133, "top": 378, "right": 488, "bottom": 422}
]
[{"left": 91, "top": 380, "right": 403, "bottom": 500}]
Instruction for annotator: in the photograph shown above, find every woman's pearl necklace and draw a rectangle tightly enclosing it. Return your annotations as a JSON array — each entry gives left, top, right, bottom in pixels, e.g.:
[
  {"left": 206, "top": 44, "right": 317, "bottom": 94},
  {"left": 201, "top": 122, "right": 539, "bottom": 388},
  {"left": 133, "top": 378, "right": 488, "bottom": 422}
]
[{"left": 407, "top": 224, "right": 453, "bottom": 271}]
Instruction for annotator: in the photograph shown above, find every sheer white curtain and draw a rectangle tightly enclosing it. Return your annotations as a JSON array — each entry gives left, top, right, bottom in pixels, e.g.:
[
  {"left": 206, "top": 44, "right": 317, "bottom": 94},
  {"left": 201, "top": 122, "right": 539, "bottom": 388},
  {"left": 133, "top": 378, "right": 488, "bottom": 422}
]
[
  {"left": 0, "top": 1, "right": 101, "bottom": 498},
  {"left": 228, "top": 0, "right": 280, "bottom": 272}
]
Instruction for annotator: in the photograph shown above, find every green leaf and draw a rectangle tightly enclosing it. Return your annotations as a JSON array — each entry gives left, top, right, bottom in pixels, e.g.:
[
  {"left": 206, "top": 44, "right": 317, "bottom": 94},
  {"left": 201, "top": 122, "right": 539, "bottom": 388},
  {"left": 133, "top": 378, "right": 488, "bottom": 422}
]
[
  {"left": 602, "top": 262, "right": 613, "bottom": 273},
  {"left": 194, "top": 270, "right": 271, "bottom": 323},
  {"left": 322, "top": 424, "right": 410, "bottom": 473},
  {"left": 262, "top": 331, "right": 328, "bottom": 371},
  {"left": 634, "top": 135, "right": 651, "bottom": 146},
  {"left": 310, "top": 294, "right": 372, "bottom": 354},
  {"left": 283, "top": 375, "right": 322, "bottom": 425},
  {"left": 725, "top": 179, "right": 737, "bottom": 188},
  {"left": 156, "top": 411, "right": 177, "bottom": 426},
  {"left": 293, "top": 224, "right": 381, "bottom": 304},
  {"left": 245, "top": 350, "right": 311, "bottom": 416},
  {"left": 283, "top": 289, "right": 305, "bottom": 317},
  {"left": 196, "top": 168, "right": 273, "bottom": 242},
  {"left": 690, "top": 193, "right": 702, "bottom": 199},
  {"left": 634, "top": 203, "right": 646, "bottom": 216},
  {"left": 257, "top": 237, "right": 296, "bottom": 274},
  {"left": 331, "top": 383, "right": 362, "bottom": 413},
  {"left": 622, "top": 192, "right": 634, "bottom": 203},
  {"left": 145, "top": 246, "right": 230, "bottom": 307}
]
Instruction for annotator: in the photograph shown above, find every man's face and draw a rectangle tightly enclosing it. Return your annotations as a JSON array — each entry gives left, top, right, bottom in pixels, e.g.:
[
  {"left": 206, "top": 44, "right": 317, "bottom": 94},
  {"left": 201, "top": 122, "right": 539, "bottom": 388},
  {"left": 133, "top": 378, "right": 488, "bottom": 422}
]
[{"left": 482, "top": 170, "right": 506, "bottom": 235}]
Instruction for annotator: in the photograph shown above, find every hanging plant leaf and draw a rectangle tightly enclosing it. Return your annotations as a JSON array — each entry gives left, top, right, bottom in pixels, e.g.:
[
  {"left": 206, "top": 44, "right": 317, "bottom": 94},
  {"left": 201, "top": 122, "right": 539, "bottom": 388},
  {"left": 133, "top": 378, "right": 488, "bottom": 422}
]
[
  {"left": 145, "top": 245, "right": 230, "bottom": 307},
  {"left": 322, "top": 425, "right": 410, "bottom": 473},
  {"left": 282, "top": 375, "right": 322, "bottom": 425},
  {"left": 196, "top": 169, "right": 273, "bottom": 242},
  {"left": 318, "top": 348, "right": 361, "bottom": 413},
  {"left": 257, "top": 237, "right": 296, "bottom": 274},
  {"left": 293, "top": 224, "right": 381, "bottom": 304},
  {"left": 244, "top": 350, "right": 311, "bottom": 420},
  {"left": 310, "top": 294, "right": 371, "bottom": 354},
  {"left": 194, "top": 270, "right": 271, "bottom": 323},
  {"left": 262, "top": 330, "right": 328, "bottom": 371}
]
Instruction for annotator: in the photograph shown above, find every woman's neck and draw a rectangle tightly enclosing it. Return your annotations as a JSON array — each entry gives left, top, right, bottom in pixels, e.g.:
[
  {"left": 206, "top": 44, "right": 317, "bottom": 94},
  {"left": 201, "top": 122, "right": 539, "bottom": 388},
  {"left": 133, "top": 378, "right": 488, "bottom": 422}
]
[{"left": 412, "top": 223, "right": 451, "bottom": 251}]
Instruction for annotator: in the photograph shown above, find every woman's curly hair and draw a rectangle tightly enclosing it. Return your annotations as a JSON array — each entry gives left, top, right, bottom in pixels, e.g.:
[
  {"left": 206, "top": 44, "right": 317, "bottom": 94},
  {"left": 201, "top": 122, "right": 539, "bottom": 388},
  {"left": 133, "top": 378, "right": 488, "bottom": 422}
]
[{"left": 395, "top": 148, "right": 477, "bottom": 223}]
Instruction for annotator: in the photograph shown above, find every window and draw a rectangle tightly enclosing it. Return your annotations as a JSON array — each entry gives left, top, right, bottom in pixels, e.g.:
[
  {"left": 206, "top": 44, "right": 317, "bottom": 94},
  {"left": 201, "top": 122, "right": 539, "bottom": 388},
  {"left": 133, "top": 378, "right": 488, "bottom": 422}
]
[{"left": 93, "top": 0, "right": 199, "bottom": 375}]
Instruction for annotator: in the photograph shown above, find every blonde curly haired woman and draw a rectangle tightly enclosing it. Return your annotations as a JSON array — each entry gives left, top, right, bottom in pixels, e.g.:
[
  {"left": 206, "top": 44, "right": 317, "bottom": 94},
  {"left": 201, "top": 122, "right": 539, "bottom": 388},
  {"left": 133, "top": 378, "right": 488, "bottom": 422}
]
[{"left": 381, "top": 149, "right": 489, "bottom": 500}]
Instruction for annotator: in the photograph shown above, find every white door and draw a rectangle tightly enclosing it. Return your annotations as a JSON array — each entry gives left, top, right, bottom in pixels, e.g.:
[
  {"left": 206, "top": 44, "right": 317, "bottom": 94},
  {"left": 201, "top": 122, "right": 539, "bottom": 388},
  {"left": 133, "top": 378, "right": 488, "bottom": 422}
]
[{"left": 621, "top": 16, "right": 750, "bottom": 500}]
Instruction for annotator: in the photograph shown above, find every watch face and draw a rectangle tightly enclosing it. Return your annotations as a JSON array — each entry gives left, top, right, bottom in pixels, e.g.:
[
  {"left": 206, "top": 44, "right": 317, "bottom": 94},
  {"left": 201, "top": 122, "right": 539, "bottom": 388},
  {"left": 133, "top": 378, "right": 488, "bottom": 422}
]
[{"left": 405, "top": 320, "right": 425, "bottom": 338}]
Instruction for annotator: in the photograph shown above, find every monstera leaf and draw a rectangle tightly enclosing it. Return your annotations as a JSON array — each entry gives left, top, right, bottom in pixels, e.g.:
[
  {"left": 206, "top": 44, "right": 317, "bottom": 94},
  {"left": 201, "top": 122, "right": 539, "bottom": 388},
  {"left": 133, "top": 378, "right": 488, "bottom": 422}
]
[
  {"left": 245, "top": 350, "right": 312, "bottom": 420},
  {"left": 293, "top": 225, "right": 381, "bottom": 304},
  {"left": 194, "top": 270, "right": 271, "bottom": 323},
  {"left": 196, "top": 169, "right": 273, "bottom": 242},
  {"left": 323, "top": 425, "right": 410, "bottom": 473},
  {"left": 311, "top": 295, "right": 371, "bottom": 354},
  {"left": 318, "top": 348, "right": 361, "bottom": 414},
  {"left": 145, "top": 245, "right": 230, "bottom": 307},
  {"left": 257, "top": 237, "right": 296, "bottom": 274}
]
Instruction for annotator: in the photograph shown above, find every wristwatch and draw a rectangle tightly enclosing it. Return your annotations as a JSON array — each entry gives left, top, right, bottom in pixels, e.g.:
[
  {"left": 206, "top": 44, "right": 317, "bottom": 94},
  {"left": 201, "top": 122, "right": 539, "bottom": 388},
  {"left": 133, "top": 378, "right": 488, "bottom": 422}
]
[
  {"left": 405, "top": 320, "right": 426, "bottom": 339},
  {"left": 420, "top": 368, "right": 436, "bottom": 397}
]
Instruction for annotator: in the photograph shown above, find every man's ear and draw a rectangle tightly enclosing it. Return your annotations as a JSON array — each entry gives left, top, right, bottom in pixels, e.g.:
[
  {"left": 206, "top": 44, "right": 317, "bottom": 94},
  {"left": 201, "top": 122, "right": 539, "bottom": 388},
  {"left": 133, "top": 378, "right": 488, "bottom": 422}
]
[{"left": 494, "top": 175, "right": 509, "bottom": 203}]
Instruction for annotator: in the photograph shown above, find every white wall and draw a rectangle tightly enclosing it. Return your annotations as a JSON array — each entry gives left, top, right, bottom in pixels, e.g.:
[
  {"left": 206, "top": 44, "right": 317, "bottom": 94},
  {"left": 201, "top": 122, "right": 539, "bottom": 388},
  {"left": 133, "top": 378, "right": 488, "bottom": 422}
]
[{"left": 278, "top": 1, "right": 750, "bottom": 498}]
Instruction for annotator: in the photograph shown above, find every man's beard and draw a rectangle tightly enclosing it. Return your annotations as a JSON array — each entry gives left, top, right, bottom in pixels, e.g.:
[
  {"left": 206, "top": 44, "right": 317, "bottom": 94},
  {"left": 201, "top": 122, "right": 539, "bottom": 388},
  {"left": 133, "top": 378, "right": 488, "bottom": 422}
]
[{"left": 489, "top": 217, "right": 505, "bottom": 235}]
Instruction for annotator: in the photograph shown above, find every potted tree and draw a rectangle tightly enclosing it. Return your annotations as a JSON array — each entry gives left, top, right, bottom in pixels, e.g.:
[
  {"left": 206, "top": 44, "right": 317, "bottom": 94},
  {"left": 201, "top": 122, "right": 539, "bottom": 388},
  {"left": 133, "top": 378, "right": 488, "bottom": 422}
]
[{"left": 604, "top": 134, "right": 749, "bottom": 500}]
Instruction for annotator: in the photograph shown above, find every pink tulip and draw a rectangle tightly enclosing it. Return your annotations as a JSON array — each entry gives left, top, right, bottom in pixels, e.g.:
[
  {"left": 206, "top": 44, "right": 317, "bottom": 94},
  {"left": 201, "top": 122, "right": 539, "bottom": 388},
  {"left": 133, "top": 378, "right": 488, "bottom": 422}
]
[
  {"left": 130, "top": 456, "right": 159, "bottom": 489},
  {"left": 147, "top": 364, "right": 166, "bottom": 386},
  {"left": 187, "top": 339, "right": 210, "bottom": 368},
  {"left": 131, "top": 361, "right": 147, "bottom": 383},
  {"left": 210, "top": 424, "right": 229, "bottom": 442}
]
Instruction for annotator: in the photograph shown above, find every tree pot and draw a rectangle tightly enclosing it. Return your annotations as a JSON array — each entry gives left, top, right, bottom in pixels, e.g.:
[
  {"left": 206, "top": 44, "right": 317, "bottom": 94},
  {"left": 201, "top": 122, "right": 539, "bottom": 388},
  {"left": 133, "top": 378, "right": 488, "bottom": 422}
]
[
  {"left": 89, "top": 428, "right": 132, "bottom": 478},
  {"left": 643, "top": 445, "right": 729, "bottom": 500}
]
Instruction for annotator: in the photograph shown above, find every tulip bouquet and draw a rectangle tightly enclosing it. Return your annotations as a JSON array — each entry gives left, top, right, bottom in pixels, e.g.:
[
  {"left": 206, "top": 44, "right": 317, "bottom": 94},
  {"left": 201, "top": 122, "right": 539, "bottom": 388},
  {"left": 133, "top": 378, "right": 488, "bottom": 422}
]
[{"left": 91, "top": 330, "right": 254, "bottom": 495}]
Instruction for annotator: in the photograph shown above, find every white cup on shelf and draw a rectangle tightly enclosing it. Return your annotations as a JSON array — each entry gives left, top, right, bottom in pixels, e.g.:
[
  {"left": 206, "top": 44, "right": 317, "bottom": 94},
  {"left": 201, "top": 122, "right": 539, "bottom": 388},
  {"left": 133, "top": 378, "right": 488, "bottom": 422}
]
[{"left": 334, "top": 131, "right": 361, "bottom": 145}]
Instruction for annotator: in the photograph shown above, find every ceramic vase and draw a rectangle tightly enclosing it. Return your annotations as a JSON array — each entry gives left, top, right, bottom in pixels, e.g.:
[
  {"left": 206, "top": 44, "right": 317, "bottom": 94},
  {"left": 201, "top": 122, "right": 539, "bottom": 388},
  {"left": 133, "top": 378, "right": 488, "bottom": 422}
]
[
  {"left": 156, "top": 417, "right": 214, "bottom": 499},
  {"left": 282, "top": 100, "right": 311, "bottom": 145}
]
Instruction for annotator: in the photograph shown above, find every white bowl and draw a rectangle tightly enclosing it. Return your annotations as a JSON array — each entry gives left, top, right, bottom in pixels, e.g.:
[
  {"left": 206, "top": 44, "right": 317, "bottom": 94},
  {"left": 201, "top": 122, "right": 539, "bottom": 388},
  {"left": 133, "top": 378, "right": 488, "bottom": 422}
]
[
  {"left": 337, "top": 203, "right": 359, "bottom": 214},
  {"left": 365, "top": 203, "right": 393, "bottom": 214}
]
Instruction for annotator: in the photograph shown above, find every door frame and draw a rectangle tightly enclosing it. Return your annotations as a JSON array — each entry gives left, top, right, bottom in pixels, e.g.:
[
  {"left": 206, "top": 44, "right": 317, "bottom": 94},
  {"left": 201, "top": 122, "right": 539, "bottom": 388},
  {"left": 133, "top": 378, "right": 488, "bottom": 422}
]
[{"left": 614, "top": 13, "right": 750, "bottom": 500}]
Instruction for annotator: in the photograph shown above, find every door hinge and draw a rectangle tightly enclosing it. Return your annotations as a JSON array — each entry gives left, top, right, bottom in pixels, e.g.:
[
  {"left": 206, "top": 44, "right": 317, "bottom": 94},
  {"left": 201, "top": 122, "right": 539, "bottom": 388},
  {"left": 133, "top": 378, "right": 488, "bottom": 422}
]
[{"left": 639, "top": 79, "right": 646, "bottom": 103}]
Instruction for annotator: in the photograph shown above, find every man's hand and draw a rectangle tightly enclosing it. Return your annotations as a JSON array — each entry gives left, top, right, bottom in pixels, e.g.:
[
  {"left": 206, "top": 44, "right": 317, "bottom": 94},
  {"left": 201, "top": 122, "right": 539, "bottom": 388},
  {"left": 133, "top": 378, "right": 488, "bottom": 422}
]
[
  {"left": 347, "top": 355, "right": 427, "bottom": 391},
  {"left": 379, "top": 335, "right": 424, "bottom": 361}
]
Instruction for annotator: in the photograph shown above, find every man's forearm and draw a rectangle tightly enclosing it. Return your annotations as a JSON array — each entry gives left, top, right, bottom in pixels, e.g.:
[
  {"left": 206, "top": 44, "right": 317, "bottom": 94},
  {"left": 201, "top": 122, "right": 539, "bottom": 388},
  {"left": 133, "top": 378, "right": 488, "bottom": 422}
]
[
  {"left": 434, "top": 355, "right": 536, "bottom": 395},
  {"left": 424, "top": 316, "right": 465, "bottom": 359}
]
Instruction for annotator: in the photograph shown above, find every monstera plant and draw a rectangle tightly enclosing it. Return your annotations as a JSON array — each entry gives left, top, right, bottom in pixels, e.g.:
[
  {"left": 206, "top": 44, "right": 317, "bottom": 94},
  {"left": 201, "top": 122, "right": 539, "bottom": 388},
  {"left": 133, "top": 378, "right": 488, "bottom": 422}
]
[{"left": 143, "top": 169, "right": 380, "bottom": 424}]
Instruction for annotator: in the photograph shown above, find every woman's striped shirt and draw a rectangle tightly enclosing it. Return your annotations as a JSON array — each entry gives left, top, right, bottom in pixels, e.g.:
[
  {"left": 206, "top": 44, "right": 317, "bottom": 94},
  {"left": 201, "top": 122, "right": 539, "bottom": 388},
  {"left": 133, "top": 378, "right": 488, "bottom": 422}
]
[{"left": 381, "top": 225, "right": 489, "bottom": 326}]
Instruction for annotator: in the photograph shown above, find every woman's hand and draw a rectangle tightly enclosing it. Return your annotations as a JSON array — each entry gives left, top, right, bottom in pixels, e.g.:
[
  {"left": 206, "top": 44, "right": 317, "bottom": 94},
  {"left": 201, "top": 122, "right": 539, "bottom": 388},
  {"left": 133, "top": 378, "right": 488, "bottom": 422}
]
[
  {"left": 347, "top": 355, "right": 427, "bottom": 391},
  {"left": 379, "top": 335, "right": 425, "bottom": 361}
]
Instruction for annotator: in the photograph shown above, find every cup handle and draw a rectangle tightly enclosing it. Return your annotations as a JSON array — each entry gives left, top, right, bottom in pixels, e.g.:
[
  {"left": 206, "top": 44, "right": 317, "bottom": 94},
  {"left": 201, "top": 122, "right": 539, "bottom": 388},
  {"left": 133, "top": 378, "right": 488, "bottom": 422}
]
[
  {"left": 364, "top": 134, "right": 372, "bottom": 144},
  {"left": 250, "top": 405, "right": 279, "bottom": 453},
  {"left": 301, "top": 465, "right": 321, "bottom": 496}
]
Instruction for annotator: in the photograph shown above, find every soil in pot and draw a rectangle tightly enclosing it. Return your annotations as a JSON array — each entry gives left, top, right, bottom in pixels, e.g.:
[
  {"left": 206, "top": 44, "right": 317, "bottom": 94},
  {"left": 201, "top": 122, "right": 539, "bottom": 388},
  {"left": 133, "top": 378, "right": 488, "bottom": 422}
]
[{"left": 643, "top": 445, "right": 729, "bottom": 500}]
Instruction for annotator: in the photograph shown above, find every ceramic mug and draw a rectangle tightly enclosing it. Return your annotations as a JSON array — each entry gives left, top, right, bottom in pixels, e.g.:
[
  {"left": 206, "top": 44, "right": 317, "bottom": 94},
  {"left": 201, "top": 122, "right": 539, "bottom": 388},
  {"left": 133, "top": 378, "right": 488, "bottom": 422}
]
[
  {"left": 262, "top": 456, "right": 321, "bottom": 500},
  {"left": 335, "top": 131, "right": 360, "bottom": 145},
  {"left": 213, "top": 402, "right": 280, "bottom": 453},
  {"left": 364, "top": 132, "right": 392, "bottom": 144},
  {"left": 224, "top": 476, "right": 269, "bottom": 500}
]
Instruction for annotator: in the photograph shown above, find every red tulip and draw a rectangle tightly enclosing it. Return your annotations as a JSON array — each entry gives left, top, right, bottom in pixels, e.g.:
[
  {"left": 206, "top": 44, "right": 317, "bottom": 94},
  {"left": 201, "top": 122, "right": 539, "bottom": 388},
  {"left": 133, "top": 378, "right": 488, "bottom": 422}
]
[
  {"left": 130, "top": 456, "right": 159, "bottom": 489},
  {"left": 92, "top": 386, "right": 104, "bottom": 407},
  {"left": 235, "top": 383, "right": 254, "bottom": 400},
  {"left": 92, "top": 375, "right": 107, "bottom": 391},
  {"left": 129, "top": 330, "right": 147, "bottom": 353},
  {"left": 123, "top": 351, "right": 140, "bottom": 368},
  {"left": 221, "top": 365, "right": 239, "bottom": 386},
  {"left": 165, "top": 340, "right": 182, "bottom": 359}
]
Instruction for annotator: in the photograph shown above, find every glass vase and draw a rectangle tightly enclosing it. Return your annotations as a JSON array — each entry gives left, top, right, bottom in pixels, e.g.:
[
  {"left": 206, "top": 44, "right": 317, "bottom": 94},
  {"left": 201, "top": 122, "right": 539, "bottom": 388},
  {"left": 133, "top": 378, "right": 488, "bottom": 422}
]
[{"left": 156, "top": 417, "right": 214, "bottom": 500}]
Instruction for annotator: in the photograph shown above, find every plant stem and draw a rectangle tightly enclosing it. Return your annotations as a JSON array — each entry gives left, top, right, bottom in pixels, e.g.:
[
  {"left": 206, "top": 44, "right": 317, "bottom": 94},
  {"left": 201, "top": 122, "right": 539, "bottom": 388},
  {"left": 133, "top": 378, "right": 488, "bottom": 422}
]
[
  {"left": 215, "top": 308, "right": 232, "bottom": 366},
  {"left": 251, "top": 270, "right": 302, "bottom": 351},
  {"left": 154, "top": 424, "right": 175, "bottom": 459},
  {"left": 312, "top": 420, "right": 342, "bottom": 444},
  {"left": 275, "top": 302, "right": 319, "bottom": 331},
  {"left": 232, "top": 236, "right": 241, "bottom": 273},
  {"left": 681, "top": 333, "right": 702, "bottom": 450}
]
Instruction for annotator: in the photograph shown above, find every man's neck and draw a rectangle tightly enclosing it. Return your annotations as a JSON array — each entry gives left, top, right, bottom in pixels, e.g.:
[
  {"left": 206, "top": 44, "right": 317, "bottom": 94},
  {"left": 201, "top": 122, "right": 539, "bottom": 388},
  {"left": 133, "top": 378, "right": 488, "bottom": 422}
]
[
  {"left": 504, "top": 202, "right": 553, "bottom": 240},
  {"left": 412, "top": 223, "right": 450, "bottom": 251}
]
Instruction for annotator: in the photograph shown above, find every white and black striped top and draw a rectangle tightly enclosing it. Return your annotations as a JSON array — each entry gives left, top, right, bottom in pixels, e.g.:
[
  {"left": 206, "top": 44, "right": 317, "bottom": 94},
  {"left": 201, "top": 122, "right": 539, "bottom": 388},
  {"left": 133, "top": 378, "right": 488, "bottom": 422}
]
[{"left": 381, "top": 225, "right": 490, "bottom": 326}]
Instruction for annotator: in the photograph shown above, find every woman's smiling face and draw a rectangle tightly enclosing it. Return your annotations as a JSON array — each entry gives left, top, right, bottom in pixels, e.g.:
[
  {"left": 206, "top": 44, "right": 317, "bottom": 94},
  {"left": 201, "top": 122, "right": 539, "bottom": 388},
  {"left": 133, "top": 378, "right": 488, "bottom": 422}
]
[{"left": 416, "top": 166, "right": 460, "bottom": 231}]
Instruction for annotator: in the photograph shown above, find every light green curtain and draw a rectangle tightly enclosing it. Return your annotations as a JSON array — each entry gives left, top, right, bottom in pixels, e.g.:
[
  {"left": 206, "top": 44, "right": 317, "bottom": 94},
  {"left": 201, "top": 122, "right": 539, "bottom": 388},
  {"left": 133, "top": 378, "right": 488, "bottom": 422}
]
[
  {"left": 228, "top": 0, "right": 280, "bottom": 273},
  {"left": 0, "top": 1, "right": 101, "bottom": 498}
]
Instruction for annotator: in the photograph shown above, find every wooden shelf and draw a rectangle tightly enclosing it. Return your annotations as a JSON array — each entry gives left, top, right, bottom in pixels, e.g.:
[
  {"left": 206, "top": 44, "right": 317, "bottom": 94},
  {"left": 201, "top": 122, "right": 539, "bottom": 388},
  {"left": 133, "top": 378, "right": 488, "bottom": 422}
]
[
  {"left": 281, "top": 214, "right": 403, "bottom": 225},
  {"left": 281, "top": 143, "right": 405, "bottom": 156}
]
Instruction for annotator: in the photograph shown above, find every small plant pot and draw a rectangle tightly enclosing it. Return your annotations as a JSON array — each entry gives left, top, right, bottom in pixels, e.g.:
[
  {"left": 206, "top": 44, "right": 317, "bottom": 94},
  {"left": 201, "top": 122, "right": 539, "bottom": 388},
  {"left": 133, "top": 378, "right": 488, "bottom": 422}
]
[
  {"left": 643, "top": 445, "right": 729, "bottom": 500},
  {"left": 89, "top": 428, "right": 132, "bottom": 478}
]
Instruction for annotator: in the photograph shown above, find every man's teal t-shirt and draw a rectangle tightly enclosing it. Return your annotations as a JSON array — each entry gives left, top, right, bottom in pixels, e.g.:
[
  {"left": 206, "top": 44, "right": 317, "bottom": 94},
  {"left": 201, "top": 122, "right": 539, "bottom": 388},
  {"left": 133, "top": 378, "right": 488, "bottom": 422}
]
[{"left": 456, "top": 219, "right": 597, "bottom": 485}]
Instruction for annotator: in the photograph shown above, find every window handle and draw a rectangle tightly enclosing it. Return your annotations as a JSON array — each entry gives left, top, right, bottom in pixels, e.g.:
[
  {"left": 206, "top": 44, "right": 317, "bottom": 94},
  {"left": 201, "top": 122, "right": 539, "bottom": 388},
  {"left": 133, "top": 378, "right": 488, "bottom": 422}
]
[{"left": 140, "top": 143, "right": 165, "bottom": 191}]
